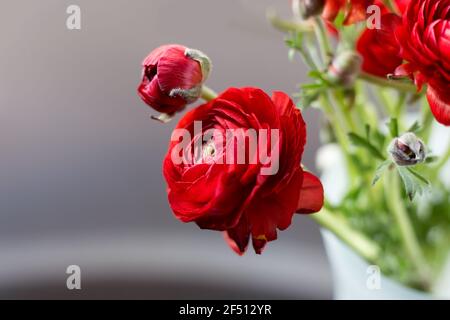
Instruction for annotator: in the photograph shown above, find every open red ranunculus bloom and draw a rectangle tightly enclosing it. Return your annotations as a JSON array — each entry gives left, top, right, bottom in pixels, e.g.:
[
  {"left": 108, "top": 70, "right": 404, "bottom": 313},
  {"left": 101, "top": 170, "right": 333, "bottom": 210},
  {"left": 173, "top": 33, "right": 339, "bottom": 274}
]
[
  {"left": 163, "top": 87, "right": 324, "bottom": 254},
  {"left": 394, "top": 0, "right": 450, "bottom": 126}
]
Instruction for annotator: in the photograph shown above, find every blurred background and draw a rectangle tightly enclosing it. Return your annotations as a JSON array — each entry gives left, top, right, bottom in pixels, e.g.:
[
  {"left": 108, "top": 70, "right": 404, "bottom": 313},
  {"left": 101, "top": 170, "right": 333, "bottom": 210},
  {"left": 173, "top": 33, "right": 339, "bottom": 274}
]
[{"left": 0, "top": 0, "right": 332, "bottom": 299}]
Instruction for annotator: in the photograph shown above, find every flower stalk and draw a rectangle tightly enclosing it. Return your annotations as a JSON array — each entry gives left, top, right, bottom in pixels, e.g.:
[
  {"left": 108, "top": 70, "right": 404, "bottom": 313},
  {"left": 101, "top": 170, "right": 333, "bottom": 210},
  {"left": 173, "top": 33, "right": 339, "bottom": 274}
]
[
  {"left": 311, "top": 208, "right": 380, "bottom": 263},
  {"left": 384, "top": 170, "right": 431, "bottom": 290},
  {"left": 200, "top": 86, "right": 218, "bottom": 101}
]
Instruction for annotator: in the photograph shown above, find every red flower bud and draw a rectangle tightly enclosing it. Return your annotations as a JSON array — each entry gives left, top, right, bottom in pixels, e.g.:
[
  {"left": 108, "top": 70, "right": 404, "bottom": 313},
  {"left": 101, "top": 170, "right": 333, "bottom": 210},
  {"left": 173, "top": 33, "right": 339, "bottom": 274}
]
[{"left": 137, "top": 44, "right": 211, "bottom": 116}]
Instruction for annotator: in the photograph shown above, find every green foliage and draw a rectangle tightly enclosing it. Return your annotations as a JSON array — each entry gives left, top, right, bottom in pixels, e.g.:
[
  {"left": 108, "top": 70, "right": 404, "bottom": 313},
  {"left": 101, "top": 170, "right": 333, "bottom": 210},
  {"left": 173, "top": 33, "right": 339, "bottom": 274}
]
[
  {"left": 348, "top": 132, "right": 386, "bottom": 160},
  {"left": 388, "top": 118, "right": 399, "bottom": 138},
  {"left": 279, "top": 11, "right": 449, "bottom": 291},
  {"left": 372, "top": 160, "right": 392, "bottom": 186},
  {"left": 397, "top": 166, "right": 430, "bottom": 201}
]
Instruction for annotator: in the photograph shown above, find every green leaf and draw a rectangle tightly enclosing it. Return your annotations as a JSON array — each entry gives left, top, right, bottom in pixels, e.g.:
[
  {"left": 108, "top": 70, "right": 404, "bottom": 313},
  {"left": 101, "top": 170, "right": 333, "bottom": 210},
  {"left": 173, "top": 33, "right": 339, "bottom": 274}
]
[
  {"left": 407, "top": 168, "right": 430, "bottom": 185},
  {"left": 425, "top": 156, "right": 438, "bottom": 164},
  {"left": 348, "top": 132, "right": 386, "bottom": 160},
  {"left": 300, "top": 83, "right": 325, "bottom": 90},
  {"left": 372, "top": 160, "right": 392, "bottom": 186},
  {"left": 407, "top": 121, "right": 421, "bottom": 133},
  {"left": 365, "top": 124, "right": 371, "bottom": 141},
  {"left": 387, "top": 118, "right": 399, "bottom": 138},
  {"left": 397, "top": 166, "right": 430, "bottom": 201}
]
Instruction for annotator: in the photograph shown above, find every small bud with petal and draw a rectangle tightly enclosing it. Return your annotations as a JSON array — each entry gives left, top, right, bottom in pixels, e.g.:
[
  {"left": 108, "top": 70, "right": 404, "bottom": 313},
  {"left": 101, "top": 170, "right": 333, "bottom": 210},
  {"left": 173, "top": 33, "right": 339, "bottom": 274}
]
[{"left": 388, "top": 132, "right": 426, "bottom": 166}]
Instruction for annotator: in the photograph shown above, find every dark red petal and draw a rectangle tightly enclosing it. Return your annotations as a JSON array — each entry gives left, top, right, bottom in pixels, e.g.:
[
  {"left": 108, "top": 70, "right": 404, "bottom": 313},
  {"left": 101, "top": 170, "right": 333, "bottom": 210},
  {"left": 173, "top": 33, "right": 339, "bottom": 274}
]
[
  {"left": 345, "top": 0, "right": 373, "bottom": 25},
  {"left": 323, "top": 0, "right": 345, "bottom": 21},
  {"left": 137, "top": 75, "right": 186, "bottom": 113},
  {"left": 357, "top": 13, "right": 403, "bottom": 77},
  {"left": 296, "top": 171, "right": 324, "bottom": 214},
  {"left": 426, "top": 85, "right": 450, "bottom": 126},
  {"left": 251, "top": 237, "right": 267, "bottom": 255},
  {"left": 224, "top": 216, "right": 250, "bottom": 255},
  {"left": 245, "top": 168, "right": 303, "bottom": 252},
  {"left": 142, "top": 44, "right": 186, "bottom": 67},
  {"left": 394, "top": 0, "right": 409, "bottom": 13},
  {"left": 157, "top": 46, "right": 203, "bottom": 93}
]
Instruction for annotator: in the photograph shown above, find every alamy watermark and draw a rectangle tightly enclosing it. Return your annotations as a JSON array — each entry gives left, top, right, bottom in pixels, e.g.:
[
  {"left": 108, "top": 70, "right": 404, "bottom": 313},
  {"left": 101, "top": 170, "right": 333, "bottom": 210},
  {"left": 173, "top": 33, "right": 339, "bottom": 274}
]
[
  {"left": 366, "top": 265, "right": 381, "bottom": 290},
  {"left": 366, "top": 5, "right": 382, "bottom": 30},
  {"left": 66, "top": 5, "right": 81, "bottom": 30},
  {"left": 170, "top": 121, "right": 280, "bottom": 175},
  {"left": 66, "top": 265, "right": 81, "bottom": 290}
]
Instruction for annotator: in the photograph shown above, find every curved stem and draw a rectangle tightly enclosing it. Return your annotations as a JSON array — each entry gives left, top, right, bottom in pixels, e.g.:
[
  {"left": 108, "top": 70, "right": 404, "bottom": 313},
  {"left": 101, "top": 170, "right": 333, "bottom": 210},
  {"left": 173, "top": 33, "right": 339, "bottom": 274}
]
[
  {"left": 266, "top": 9, "right": 314, "bottom": 34},
  {"left": 359, "top": 72, "right": 417, "bottom": 93},
  {"left": 384, "top": 170, "right": 431, "bottom": 290},
  {"left": 313, "top": 17, "right": 333, "bottom": 66},
  {"left": 200, "top": 85, "right": 218, "bottom": 101},
  {"left": 310, "top": 208, "right": 381, "bottom": 263}
]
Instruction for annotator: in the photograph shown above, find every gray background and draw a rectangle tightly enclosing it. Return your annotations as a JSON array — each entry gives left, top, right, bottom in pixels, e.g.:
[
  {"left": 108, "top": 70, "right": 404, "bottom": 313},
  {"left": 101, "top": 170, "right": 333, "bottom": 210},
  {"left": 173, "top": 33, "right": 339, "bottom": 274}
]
[{"left": 0, "top": 0, "right": 331, "bottom": 299}]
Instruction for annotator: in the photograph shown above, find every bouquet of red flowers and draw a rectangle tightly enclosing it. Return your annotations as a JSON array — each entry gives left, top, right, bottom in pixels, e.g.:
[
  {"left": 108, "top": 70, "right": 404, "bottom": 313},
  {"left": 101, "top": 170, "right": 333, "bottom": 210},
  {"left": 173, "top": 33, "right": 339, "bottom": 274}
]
[{"left": 137, "top": 0, "right": 450, "bottom": 297}]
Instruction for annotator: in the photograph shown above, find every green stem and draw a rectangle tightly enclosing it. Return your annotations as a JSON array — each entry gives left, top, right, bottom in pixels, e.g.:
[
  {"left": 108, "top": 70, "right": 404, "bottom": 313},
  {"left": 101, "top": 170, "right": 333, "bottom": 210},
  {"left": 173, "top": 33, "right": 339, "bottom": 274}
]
[
  {"left": 200, "top": 86, "right": 218, "bottom": 101},
  {"left": 360, "top": 72, "right": 417, "bottom": 93},
  {"left": 313, "top": 17, "right": 333, "bottom": 66},
  {"left": 321, "top": 94, "right": 350, "bottom": 149},
  {"left": 434, "top": 146, "right": 450, "bottom": 173},
  {"left": 394, "top": 92, "right": 407, "bottom": 119},
  {"left": 383, "top": 0, "right": 398, "bottom": 13},
  {"left": 311, "top": 208, "right": 381, "bottom": 263},
  {"left": 421, "top": 97, "right": 434, "bottom": 143},
  {"left": 384, "top": 170, "right": 431, "bottom": 289},
  {"left": 266, "top": 9, "right": 314, "bottom": 34},
  {"left": 333, "top": 90, "right": 357, "bottom": 132}
]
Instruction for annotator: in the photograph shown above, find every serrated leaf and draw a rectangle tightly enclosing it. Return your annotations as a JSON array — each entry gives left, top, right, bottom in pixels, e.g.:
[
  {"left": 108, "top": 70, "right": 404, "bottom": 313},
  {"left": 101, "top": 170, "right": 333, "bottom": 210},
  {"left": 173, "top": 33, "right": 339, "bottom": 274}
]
[
  {"left": 397, "top": 166, "right": 430, "bottom": 201},
  {"left": 406, "top": 168, "right": 430, "bottom": 185},
  {"left": 348, "top": 132, "right": 385, "bottom": 160},
  {"left": 372, "top": 160, "right": 392, "bottom": 186}
]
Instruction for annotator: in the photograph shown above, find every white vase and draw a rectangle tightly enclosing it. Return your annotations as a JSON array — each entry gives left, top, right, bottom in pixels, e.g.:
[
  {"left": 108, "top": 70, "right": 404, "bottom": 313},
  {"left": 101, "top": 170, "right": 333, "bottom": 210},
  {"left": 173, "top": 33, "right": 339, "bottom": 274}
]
[{"left": 321, "top": 229, "right": 437, "bottom": 300}]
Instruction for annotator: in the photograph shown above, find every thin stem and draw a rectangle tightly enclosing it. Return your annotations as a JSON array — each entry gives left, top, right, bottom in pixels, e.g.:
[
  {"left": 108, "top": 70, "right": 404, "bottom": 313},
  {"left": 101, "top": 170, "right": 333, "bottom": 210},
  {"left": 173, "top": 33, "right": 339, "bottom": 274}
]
[
  {"left": 321, "top": 94, "right": 350, "bottom": 149},
  {"left": 360, "top": 72, "right": 417, "bottom": 93},
  {"left": 311, "top": 208, "right": 381, "bottom": 263},
  {"left": 434, "top": 145, "right": 450, "bottom": 173},
  {"left": 384, "top": 170, "right": 431, "bottom": 289},
  {"left": 266, "top": 9, "right": 314, "bottom": 34},
  {"left": 421, "top": 97, "right": 434, "bottom": 143},
  {"left": 383, "top": 0, "right": 398, "bottom": 13},
  {"left": 200, "top": 85, "right": 218, "bottom": 101},
  {"left": 333, "top": 90, "right": 357, "bottom": 132},
  {"left": 313, "top": 17, "right": 333, "bottom": 66}
]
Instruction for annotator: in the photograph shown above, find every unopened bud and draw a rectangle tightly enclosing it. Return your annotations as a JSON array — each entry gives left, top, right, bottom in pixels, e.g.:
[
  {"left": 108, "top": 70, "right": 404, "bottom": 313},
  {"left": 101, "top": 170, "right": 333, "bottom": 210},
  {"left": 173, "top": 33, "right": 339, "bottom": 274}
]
[
  {"left": 292, "top": 0, "right": 325, "bottom": 19},
  {"left": 327, "top": 51, "right": 362, "bottom": 87},
  {"left": 388, "top": 132, "right": 426, "bottom": 166}
]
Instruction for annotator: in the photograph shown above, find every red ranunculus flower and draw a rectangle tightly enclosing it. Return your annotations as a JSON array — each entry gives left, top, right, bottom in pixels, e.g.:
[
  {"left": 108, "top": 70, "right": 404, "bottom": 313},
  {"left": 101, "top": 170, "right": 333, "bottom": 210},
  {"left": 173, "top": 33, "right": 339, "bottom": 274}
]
[
  {"left": 395, "top": 0, "right": 450, "bottom": 126},
  {"left": 163, "top": 87, "right": 324, "bottom": 254},
  {"left": 357, "top": 13, "right": 403, "bottom": 77},
  {"left": 323, "top": 0, "right": 374, "bottom": 25},
  {"left": 356, "top": 0, "right": 411, "bottom": 77},
  {"left": 137, "top": 44, "right": 210, "bottom": 116},
  {"left": 395, "top": 0, "right": 411, "bottom": 12}
]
